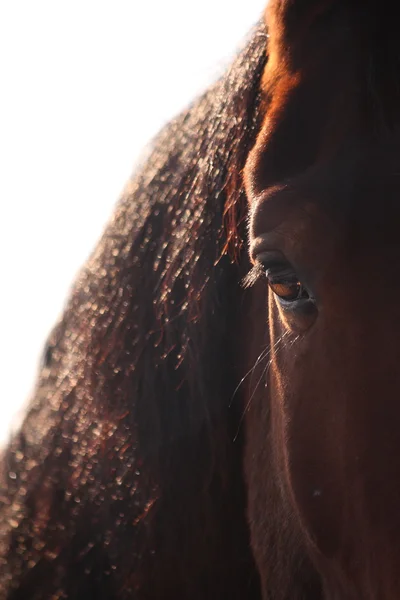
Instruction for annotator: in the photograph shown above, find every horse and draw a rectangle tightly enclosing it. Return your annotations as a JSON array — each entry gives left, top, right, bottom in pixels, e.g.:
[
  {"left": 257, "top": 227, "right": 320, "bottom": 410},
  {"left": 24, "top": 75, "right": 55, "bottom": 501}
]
[{"left": 2, "top": 1, "right": 400, "bottom": 598}]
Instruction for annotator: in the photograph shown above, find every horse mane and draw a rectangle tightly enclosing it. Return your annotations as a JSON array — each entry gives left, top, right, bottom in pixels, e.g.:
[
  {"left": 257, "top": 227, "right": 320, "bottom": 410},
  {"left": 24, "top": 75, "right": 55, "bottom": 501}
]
[{"left": 0, "top": 22, "right": 267, "bottom": 599}]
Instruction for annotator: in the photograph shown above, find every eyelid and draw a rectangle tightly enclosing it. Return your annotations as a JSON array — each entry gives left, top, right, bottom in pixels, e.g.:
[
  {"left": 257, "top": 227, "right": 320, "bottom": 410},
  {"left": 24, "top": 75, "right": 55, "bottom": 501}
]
[
  {"left": 251, "top": 245, "right": 286, "bottom": 265},
  {"left": 256, "top": 251, "right": 291, "bottom": 274},
  {"left": 258, "top": 255, "right": 314, "bottom": 302},
  {"left": 255, "top": 249, "right": 315, "bottom": 292},
  {"left": 242, "top": 254, "right": 296, "bottom": 291},
  {"left": 265, "top": 265, "right": 297, "bottom": 280}
]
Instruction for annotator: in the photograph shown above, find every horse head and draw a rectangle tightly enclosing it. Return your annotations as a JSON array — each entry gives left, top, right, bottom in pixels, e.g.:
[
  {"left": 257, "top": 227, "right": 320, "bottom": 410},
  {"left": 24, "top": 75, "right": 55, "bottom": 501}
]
[{"left": 244, "top": 1, "right": 400, "bottom": 597}]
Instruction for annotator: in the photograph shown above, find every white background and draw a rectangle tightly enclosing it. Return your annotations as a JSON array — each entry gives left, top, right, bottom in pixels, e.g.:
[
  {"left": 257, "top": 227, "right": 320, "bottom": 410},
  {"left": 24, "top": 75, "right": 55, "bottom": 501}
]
[{"left": 0, "top": 1, "right": 266, "bottom": 443}]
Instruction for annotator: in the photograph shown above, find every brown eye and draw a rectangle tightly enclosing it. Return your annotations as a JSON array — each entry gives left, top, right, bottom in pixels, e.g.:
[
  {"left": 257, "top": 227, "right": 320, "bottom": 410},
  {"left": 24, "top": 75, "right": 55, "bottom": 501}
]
[
  {"left": 268, "top": 278, "right": 304, "bottom": 301},
  {"left": 266, "top": 267, "right": 309, "bottom": 303}
]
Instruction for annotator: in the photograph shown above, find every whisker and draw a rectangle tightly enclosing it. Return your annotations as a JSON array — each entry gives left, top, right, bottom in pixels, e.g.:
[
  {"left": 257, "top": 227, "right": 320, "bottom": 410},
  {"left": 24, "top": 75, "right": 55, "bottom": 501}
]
[
  {"left": 229, "top": 344, "right": 270, "bottom": 407},
  {"left": 233, "top": 330, "right": 292, "bottom": 442},
  {"left": 246, "top": 330, "right": 289, "bottom": 401},
  {"left": 233, "top": 360, "right": 272, "bottom": 443}
]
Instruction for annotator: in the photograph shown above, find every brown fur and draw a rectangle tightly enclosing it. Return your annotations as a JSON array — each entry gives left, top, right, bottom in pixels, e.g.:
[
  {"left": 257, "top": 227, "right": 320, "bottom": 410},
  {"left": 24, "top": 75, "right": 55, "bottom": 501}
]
[{"left": 244, "top": 1, "right": 400, "bottom": 598}]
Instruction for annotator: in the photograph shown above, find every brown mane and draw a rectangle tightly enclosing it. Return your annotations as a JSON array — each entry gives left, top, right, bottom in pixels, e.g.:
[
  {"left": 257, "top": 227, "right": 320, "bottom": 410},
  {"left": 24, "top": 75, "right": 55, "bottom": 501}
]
[{"left": 0, "top": 23, "right": 266, "bottom": 599}]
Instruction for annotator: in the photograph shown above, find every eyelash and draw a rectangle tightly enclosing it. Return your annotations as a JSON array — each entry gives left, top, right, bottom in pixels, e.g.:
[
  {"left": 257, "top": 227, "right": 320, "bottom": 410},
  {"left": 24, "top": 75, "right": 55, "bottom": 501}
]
[
  {"left": 242, "top": 260, "right": 310, "bottom": 304},
  {"left": 242, "top": 262, "right": 265, "bottom": 289}
]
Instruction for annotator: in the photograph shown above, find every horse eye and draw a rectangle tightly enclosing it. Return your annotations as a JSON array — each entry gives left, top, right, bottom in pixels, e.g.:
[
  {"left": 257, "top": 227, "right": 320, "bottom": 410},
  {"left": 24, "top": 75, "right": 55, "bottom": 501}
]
[
  {"left": 268, "top": 279, "right": 302, "bottom": 301},
  {"left": 266, "top": 272, "right": 309, "bottom": 303}
]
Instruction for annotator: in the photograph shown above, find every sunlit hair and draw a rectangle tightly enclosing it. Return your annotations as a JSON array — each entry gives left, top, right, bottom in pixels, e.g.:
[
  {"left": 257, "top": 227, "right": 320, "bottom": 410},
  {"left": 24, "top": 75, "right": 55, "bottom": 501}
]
[{"left": 0, "top": 22, "right": 267, "bottom": 597}]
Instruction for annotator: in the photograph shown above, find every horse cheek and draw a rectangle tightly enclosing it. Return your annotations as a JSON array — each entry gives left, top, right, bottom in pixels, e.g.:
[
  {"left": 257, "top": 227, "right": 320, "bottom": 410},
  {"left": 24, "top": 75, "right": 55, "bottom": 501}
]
[{"left": 269, "top": 308, "right": 346, "bottom": 562}]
